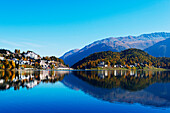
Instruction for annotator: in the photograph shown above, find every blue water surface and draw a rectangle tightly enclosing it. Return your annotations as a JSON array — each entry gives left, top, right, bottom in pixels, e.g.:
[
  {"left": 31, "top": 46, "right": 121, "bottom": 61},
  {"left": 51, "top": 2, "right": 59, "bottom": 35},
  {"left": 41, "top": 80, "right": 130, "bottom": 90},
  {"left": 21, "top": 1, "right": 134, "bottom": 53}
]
[{"left": 0, "top": 70, "right": 170, "bottom": 113}]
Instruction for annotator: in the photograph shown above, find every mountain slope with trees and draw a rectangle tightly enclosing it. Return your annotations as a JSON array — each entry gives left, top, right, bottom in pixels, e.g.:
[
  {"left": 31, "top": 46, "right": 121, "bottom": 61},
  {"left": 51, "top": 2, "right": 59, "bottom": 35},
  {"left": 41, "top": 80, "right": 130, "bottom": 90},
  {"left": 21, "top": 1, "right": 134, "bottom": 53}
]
[{"left": 72, "top": 48, "right": 170, "bottom": 69}]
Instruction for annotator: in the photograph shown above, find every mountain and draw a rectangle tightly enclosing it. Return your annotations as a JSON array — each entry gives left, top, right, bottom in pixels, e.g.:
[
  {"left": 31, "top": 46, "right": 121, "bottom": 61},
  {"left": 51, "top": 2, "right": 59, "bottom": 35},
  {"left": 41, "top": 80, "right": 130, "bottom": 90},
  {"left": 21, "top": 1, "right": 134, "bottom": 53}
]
[
  {"left": 60, "top": 49, "right": 79, "bottom": 60},
  {"left": 72, "top": 48, "right": 170, "bottom": 69},
  {"left": 144, "top": 38, "right": 170, "bottom": 57},
  {"left": 61, "top": 32, "right": 170, "bottom": 66}
]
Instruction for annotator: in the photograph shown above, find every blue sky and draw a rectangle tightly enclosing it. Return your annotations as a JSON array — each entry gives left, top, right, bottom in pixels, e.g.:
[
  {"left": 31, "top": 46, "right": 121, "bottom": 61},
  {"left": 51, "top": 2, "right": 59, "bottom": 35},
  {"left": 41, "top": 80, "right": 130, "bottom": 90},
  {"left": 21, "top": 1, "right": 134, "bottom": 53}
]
[{"left": 0, "top": 0, "right": 170, "bottom": 57}]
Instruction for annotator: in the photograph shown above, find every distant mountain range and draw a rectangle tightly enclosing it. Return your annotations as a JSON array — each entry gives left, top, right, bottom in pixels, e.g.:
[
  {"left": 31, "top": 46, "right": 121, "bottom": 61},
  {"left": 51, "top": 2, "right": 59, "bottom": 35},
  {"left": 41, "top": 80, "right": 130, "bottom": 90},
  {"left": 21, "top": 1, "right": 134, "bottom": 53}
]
[
  {"left": 61, "top": 32, "right": 170, "bottom": 66},
  {"left": 144, "top": 38, "right": 170, "bottom": 57}
]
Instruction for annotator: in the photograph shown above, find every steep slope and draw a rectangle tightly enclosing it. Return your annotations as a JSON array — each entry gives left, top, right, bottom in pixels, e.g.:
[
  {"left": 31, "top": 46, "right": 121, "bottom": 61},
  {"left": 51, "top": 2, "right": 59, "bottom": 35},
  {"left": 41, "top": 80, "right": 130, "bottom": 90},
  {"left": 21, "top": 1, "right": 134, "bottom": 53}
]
[
  {"left": 60, "top": 49, "right": 79, "bottom": 59},
  {"left": 61, "top": 32, "right": 170, "bottom": 66},
  {"left": 144, "top": 38, "right": 170, "bottom": 57}
]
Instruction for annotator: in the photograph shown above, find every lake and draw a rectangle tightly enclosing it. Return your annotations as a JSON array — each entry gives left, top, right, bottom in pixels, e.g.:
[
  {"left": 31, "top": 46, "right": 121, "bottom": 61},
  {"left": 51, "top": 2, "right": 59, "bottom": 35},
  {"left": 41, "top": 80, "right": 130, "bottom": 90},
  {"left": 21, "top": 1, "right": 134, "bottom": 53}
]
[{"left": 0, "top": 70, "right": 170, "bottom": 113}]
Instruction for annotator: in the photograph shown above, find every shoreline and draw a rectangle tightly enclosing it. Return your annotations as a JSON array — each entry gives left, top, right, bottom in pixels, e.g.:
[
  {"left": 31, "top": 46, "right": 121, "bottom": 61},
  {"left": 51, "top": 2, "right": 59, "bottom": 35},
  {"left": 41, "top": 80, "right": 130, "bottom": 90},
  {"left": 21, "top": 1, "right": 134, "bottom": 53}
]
[
  {"left": 74, "top": 68, "right": 170, "bottom": 71},
  {"left": 0, "top": 68, "right": 170, "bottom": 71}
]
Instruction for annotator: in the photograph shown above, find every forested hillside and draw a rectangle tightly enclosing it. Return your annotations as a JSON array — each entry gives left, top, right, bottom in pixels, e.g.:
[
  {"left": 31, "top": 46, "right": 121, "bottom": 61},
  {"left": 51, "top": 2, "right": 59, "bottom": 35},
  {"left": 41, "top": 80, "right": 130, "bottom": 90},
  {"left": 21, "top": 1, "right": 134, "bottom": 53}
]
[{"left": 72, "top": 48, "right": 170, "bottom": 69}]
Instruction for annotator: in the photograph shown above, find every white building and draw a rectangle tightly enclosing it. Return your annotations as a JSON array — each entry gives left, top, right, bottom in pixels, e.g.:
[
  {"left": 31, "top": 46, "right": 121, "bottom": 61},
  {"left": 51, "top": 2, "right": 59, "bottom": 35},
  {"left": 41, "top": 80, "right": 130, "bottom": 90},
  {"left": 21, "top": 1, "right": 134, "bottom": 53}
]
[
  {"left": 0, "top": 57, "right": 5, "bottom": 60},
  {"left": 130, "top": 65, "right": 135, "bottom": 68},
  {"left": 120, "top": 65, "right": 123, "bottom": 68},
  {"left": 6, "top": 51, "right": 10, "bottom": 55},
  {"left": 0, "top": 79, "right": 4, "bottom": 84},
  {"left": 40, "top": 60, "right": 48, "bottom": 69},
  {"left": 24, "top": 51, "right": 39, "bottom": 59},
  {"left": 98, "top": 62, "right": 108, "bottom": 68},
  {"left": 18, "top": 60, "right": 30, "bottom": 65},
  {"left": 12, "top": 58, "right": 18, "bottom": 63}
]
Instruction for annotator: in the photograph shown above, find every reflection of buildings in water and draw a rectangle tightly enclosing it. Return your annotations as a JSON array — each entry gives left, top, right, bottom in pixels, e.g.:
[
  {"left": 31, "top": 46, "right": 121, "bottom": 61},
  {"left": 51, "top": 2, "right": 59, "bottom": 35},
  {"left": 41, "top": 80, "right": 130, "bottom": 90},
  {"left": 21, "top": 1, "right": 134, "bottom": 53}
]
[
  {"left": 105, "top": 71, "right": 108, "bottom": 76},
  {"left": 83, "top": 70, "right": 169, "bottom": 82},
  {"left": 159, "top": 71, "right": 161, "bottom": 75},
  {"left": 120, "top": 70, "right": 123, "bottom": 76},
  {"left": 135, "top": 71, "right": 137, "bottom": 77},
  {"left": 98, "top": 70, "right": 108, "bottom": 79},
  {"left": 114, "top": 70, "right": 117, "bottom": 76},
  {"left": 40, "top": 70, "right": 49, "bottom": 80},
  {"left": 130, "top": 70, "right": 134, "bottom": 76},
  {"left": 0, "top": 70, "right": 69, "bottom": 90},
  {"left": 0, "top": 79, "right": 4, "bottom": 84},
  {"left": 73, "top": 70, "right": 170, "bottom": 92},
  {"left": 97, "top": 70, "right": 141, "bottom": 78},
  {"left": 112, "top": 70, "right": 148, "bottom": 77},
  {"left": 57, "top": 71, "right": 70, "bottom": 75},
  {"left": 112, "top": 70, "right": 137, "bottom": 77},
  {"left": 24, "top": 80, "right": 38, "bottom": 88}
]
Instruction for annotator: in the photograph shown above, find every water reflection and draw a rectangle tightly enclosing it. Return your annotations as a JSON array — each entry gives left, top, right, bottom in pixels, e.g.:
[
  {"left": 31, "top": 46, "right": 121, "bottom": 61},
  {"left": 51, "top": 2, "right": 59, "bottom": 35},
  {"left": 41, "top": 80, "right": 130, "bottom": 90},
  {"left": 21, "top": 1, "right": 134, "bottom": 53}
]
[
  {"left": 63, "top": 70, "right": 170, "bottom": 107},
  {"left": 1, "top": 70, "right": 170, "bottom": 108},
  {"left": 73, "top": 70, "right": 170, "bottom": 91},
  {"left": 0, "top": 70, "right": 69, "bottom": 90}
]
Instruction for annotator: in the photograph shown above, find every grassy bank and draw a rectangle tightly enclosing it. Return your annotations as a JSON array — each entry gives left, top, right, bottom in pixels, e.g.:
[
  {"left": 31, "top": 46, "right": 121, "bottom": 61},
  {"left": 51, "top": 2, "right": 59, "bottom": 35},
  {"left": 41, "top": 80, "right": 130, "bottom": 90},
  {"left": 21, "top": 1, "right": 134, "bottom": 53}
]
[{"left": 83, "top": 67, "right": 170, "bottom": 71}]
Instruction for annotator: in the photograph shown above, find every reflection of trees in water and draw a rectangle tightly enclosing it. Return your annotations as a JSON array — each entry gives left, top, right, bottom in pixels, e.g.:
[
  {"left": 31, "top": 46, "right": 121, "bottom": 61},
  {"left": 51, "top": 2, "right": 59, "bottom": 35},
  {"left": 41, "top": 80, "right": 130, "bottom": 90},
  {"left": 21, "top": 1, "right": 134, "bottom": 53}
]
[
  {"left": 62, "top": 74, "right": 170, "bottom": 108},
  {"left": 0, "top": 70, "right": 69, "bottom": 91},
  {"left": 73, "top": 70, "right": 170, "bottom": 91}
]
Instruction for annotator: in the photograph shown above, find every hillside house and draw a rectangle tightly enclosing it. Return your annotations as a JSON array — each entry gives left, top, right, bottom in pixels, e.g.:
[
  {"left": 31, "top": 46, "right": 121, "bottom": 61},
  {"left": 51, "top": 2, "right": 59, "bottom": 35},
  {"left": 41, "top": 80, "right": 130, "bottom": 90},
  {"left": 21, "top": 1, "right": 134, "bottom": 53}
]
[
  {"left": 130, "top": 65, "right": 135, "bottom": 68},
  {"left": 24, "top": 51, "right": 39, "bottom": 59},
  {"left": 0, "top": 57, "right": 5, "bottom": 60},
  {"left": 97, "top": 71, "right": 108, "bottom": 79},
  {"left": 40, "top": 60, "right": 48, "bottom": 69},
  {"left": 98, "top": 62, "right": 108, "bottom": 68},
  {"left": 12, "top": 58, "right": 18, "bottom": 63},
  {"left": 18, "top": 60, "right": 30, "bottom": 65}
]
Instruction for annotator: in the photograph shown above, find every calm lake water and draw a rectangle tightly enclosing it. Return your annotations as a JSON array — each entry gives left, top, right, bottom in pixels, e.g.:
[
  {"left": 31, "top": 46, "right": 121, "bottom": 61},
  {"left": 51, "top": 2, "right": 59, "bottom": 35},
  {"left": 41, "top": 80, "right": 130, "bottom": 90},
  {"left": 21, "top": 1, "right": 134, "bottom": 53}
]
[{"left": 0, "top": 70, "right": 170, "bottom": 113}]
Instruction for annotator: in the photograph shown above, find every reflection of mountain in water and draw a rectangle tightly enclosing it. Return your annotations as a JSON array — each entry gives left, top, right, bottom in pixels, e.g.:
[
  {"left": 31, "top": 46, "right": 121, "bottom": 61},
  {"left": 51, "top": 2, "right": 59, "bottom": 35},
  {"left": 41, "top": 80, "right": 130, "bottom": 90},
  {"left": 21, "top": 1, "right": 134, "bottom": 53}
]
[
  {"left": 62, "top": 70, "right": 170, "bottom": 107},
  {"left": 0, "top": 70, "right": 69, "bottom": 90},
  {"left": 1, "top": 70, "right": 170, "bottom": 108}
]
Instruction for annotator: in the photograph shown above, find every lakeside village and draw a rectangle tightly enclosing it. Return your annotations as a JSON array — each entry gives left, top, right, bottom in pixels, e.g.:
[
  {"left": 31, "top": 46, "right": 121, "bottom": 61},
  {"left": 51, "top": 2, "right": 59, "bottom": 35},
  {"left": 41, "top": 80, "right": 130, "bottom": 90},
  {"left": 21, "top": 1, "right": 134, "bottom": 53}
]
[
  {"left": 0, "top": 49, "right": 71, "bottom": 70},
  {"left": 0, "top": 49, "right": 164, "bottom": 71},
  {"left": 93, "top": 61, "right": 161, "bottom": 70},
  {"left": 98, "top": 61, "right": 145, "bottom": 69}
]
